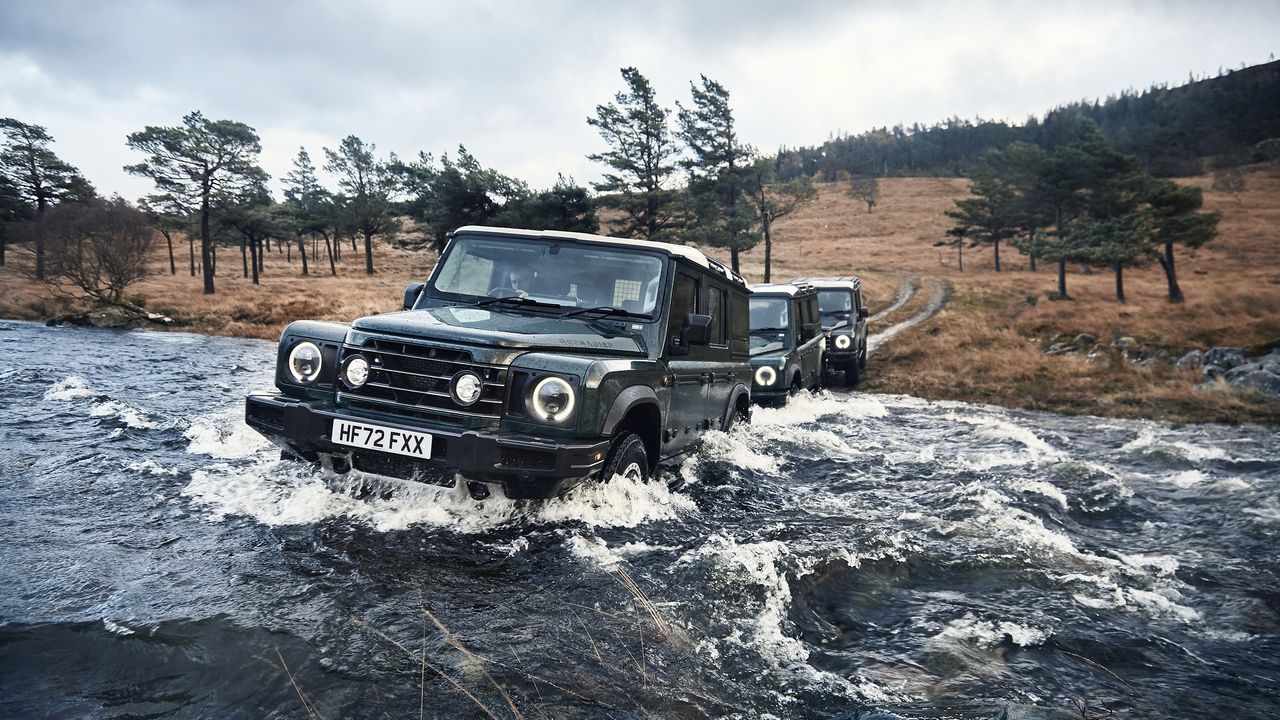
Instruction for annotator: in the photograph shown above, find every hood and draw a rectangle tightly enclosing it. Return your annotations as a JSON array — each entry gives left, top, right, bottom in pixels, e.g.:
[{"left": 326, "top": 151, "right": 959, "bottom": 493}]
[{"left": 351, "top": 307, "right": 646, "bottom": 356}]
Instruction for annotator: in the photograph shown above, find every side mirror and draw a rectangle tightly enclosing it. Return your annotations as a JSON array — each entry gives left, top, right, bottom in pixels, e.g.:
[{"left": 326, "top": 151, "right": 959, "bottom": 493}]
[
  {"left": 802, "top": 322, "right": 819, "bottom": 339},
  {"left": 858, "top": 307, "right": 869, "bottom": 319},
  {"left": 683, "top": 314, "right": 712, "bottom": 346},
  {"left": 403, "top": 282, "right": 425, "bottom": 310}
]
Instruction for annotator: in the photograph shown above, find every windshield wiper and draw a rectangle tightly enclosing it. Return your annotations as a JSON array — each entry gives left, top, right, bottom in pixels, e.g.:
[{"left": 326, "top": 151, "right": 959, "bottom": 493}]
[
  {"left": 750, "top": 327, "right": 788, "bottom": 335},
  {"left": 473, "top": 295, "right": 562, "bottom": 311},
  {"left": 563, "top": 306, "right": 647, "bottom": 319}
]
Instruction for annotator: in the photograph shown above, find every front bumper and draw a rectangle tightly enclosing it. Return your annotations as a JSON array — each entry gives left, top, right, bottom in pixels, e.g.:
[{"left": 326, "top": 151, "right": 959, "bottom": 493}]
[
  {"left": 245, "top": 393, "right": 611, "bottom": 499},
  {"left": 750, "top": 385, "right": 790, "bottom": 404}
]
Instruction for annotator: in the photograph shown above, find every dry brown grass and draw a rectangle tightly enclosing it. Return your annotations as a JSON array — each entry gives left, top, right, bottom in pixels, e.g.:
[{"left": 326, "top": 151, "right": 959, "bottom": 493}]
[{"left": 2, "top": 167, "right": 1278, "bottom": 422}]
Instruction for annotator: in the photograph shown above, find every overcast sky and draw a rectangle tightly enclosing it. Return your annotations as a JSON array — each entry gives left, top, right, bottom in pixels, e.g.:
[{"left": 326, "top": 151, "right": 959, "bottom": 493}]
[{"left": 1, "top": 1, "right": 1276, "bottom": 200}]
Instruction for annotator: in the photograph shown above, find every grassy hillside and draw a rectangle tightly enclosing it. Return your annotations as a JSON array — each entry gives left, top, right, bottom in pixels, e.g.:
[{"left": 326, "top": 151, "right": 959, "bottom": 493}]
[{"left": 1, "top": 168, "right": 1278, "bottom": 422}]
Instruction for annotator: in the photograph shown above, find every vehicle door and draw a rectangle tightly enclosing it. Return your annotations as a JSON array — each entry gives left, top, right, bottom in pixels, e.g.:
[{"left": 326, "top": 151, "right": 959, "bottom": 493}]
[
  {"left": 662, "top": 267, "right": 707, "bottom": 454},
  {"left": 853, "top": 289, "right": 869, "bottom": 355},
  {"left": 798, "top": 295, "right": 823, "bottom": 387},
  {"left": 701, "top": 280, "right": 737, "bottom": 429}
]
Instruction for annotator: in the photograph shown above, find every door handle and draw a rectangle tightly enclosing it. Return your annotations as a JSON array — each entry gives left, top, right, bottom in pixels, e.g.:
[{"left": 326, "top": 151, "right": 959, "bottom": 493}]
[{"left": 699, "top": 372, "right": 714, "bottom": 384}]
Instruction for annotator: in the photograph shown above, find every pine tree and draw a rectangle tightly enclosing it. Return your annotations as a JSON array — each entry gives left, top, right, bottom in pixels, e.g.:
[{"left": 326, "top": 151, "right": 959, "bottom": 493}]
[
  {"left": 125, "top": 111, "right": 266, "bottom": 294},
  {"left": 1145, "top": 179, "right": 1220, "bottom": 303},
  {"left": 0, "top": 118, "right": 95, "bottom": 278},
  {"left": 587, "top": 68, "right": 681, "bottom": 241},
  {"left": 324, "top": 136, "right": 398, "bottom": 274},
  {"left": 676, "top": 75, "right": 756, "bottom": 272}
]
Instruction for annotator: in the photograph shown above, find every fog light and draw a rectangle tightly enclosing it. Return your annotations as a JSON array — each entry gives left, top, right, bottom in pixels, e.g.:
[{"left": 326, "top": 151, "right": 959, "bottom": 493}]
[
  {"left": 451, "top": 372, "right": 484, "bottom": 406},
  {"left": 343, "top": 355, "right": 369, "bottom": 388}
]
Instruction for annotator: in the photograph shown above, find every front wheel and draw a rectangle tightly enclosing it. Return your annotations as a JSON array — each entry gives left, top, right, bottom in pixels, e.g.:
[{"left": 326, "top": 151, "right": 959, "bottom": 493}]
[
  {"left": 599, "top": 432, "right": 650, "bottom": 483},
  {"left": 844, "top": 357, "right": 861, "bottom": 386}
]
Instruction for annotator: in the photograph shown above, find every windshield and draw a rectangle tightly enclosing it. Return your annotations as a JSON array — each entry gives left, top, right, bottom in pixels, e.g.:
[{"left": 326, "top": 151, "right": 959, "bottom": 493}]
[
  {"left": 749, "top": 296, "right": 792, "bottom": 354},
  {"left": 428, "top": 235, "right": 666, "bottom": 316},
  {"left": 818, "top": 290, "right": 852, "bottom": 316}
]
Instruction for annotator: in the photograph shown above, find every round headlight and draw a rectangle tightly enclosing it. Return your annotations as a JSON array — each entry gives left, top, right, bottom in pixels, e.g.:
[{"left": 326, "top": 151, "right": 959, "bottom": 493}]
[
  {"left": 754, "top": 366, "right": 777, "bottom": 387},
  {"left": 451, "top": 371, "right": 484, "bottom": 406},
  {"left": 528, "top": 376, "right": 576, "bottom": 423},
  {"left": 287, "top": 341, "right": 323, "bottom": 384},
  {"left": 835, "top": 334, "right": 852, "bottom": 350},
  {"left": 343, "top": 355, "right": 369, "bottom": 388}
]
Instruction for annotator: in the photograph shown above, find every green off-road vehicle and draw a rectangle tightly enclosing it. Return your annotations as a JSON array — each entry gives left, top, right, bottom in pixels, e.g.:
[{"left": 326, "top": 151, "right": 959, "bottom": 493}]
[
  {"left": 244, "top": 226, "right": 753, "bottom": 499},
  {"left": 747, "top": 282, "right": 825, "bottom": 403},
  {"left": 793, "top": 277, "right": 869, "bottom": 386}
]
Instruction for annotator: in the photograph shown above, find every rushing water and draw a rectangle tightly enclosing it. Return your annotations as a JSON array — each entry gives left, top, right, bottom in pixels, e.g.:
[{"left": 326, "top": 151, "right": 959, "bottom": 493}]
[{"left": 0, "top": 320, "right": 1277, "bottom": 719}]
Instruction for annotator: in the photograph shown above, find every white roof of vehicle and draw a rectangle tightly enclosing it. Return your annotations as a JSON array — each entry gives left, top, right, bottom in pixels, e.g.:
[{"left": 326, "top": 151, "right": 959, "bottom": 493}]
[
  {"left": 749, "top": 282, "right": 814, "bottom": 297},
  {"left": 453, "top": 226, "right": 747, "bottom": 288},
  {"left": 791, "top": 276, "right": 862, "bottom": 291}
]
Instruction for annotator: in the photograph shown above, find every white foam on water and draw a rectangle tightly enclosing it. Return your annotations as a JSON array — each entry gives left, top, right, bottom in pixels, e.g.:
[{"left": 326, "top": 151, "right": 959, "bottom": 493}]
[
  {"left": 566, "top": 534, "right": 622, "bottom": 570},
  {"left": 1116, "top": 552, "right": 1181, "bottom": 577},
  {"left": 102, "top": 618, "right": 136, "bottom": 636},
  {"left": 1244, "top": 499, "right": 1280, "bottom": 524},
  {"left": 184, "top": 408, "right": 272, "bottom": 459},
  {"left": 749, "top": 390, "right": 887, "bottom": 428},
  {"left": 1006, "top": 479, "right": 1070, "bottom": 510},
  {"left": 535, "top": 473, "right": 696, "bottom": 528},
  {"left": 697, "top": 429, "right": 782, "bottom": 474},
  {"left": 935, "top": 613, "right": 1050, "bottom": 648},
  {"left": 126, "top": 459, "right": 182, "bottom": 477},
  {"left": 946, "top": 413, "right": 1065, "bottom": 469},
  {"left": 182, "top": 459, "right": 693, "bottom": 533},
  {"left": 89, "top": 400, "right": 160, "bottom": 429},
  {"left": 44, "top": 375, "right": 94, "bottom": 401},
  {"left": 672, "top": 534, "right": 896, "bottom": 703},
  {"left": 1121, "top": 429, "right": 1229, "bottom": 462},
  {"left": 1124, "top": 587, "right": 1201, "bottom": 623}
]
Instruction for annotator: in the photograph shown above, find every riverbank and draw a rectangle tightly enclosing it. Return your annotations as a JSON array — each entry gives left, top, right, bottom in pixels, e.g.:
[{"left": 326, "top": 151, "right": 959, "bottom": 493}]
[{"left": 2, "top": 172, "right": 1277, "bottom": 424}]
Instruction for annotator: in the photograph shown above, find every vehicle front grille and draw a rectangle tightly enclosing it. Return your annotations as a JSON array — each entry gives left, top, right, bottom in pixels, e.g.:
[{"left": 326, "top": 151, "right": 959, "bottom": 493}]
[{"left": 339, "top": 339, "right": 507, "bottom": 422}]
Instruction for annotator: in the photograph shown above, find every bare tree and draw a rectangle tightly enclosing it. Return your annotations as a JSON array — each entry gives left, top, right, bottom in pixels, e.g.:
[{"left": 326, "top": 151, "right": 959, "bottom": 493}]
[
  {"left": 848, "top": 174, "right": 880, "bottom": 214},
  {"left": 39, "top": 198, "right": 156, "bottom": 309}
]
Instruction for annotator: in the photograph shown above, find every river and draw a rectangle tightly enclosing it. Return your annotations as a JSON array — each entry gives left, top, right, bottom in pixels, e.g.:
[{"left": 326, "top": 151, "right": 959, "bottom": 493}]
[{"left": 0, "top": 320, "right": 1276, "bottom": 718}]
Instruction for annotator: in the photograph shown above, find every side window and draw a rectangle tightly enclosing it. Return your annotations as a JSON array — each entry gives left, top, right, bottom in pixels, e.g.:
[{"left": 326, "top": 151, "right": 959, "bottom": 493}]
[
  {"left": 668, "top": 272, "right": 699, "bottom": 348},
  {"left": 853, "top": 290, "right": 863, "bottom": 312},
  {"left": 707, "top": 286, "right": 726, "bottom": 345},
  {"left": 730, "top": 292, "right": 749, "bottom": 341}
]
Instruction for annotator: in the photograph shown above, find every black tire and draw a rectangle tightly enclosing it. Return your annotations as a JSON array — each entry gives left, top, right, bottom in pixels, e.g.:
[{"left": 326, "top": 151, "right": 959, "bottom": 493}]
[
  {"left": 789, "top": 375, "right": 802, "bottom": 396},
  {"left": 598, "top": 432, "right": 650, "bottom": 483},
  {"left": 844, "top": 357, "right": 861, "bottom": 386},
  {"left": 859, "top": 345, "right": 868, "bottom": 371}
]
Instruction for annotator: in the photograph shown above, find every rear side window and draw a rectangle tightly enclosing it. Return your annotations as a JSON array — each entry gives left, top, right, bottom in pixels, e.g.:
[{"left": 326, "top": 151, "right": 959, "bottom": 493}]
[
  {"left": 707, "top": 286, "right": 726, "bottom": 345},
  {"left": 668, "top": 272, "right": 699, "bottom": 348},
  {"left": 730, "top": 292, "right": 748, "bottom": 340}
]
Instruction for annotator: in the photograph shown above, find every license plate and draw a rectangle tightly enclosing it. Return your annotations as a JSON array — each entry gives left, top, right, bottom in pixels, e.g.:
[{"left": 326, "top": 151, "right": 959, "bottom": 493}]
[{"left": 331, "top": 419, "right": 432, "bottom": 459}]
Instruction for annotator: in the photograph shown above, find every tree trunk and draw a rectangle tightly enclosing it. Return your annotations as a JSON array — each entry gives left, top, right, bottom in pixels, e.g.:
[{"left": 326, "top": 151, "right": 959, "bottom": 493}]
[
  {"left": 1158, "top": 242, "right": 1184, "bottom": 303},
  {"left": 257, "top": 237, "right": 265, "bottom": 275},
  {"left": 363, "top": 230, "right": 374, "bottom": 274},
  {"left": 322, "top": 231, "right": 336, "bottom": 276},
  {"left": 1029, "top": 253, "right": 1036, "bottom": 272},
  {"left": 162, "top": 230, "right": 175, "bottom": 274},
  {"left": 957, "top": 242, "right": 963, "bottom": 272},
  {"left": 1057, "top": 260, "right": 1068, "bottom": 299},
  {"left": 762, "top": 210, "right": 773, "bottom": 283},
  {"left": 993, "top": 238, "right": 1001, "bottom": 272},
  {"left": 729, "top": 247, "right": 740, "bottom": 275},
  {"left": 287, "top": 243, "right": 291, "bottom": 262},
  {"left": 351, "top": 234, "right": 357, "bottom": 253},
  {"left": 240, "top": 235, "right": 249, "bottom": 278},
  {"left": 200, "top": 180, "right": 214, "bottom": 294},
  {"left": 1114, "top": 262, "right": 1125, "bottom": 303},
  {"left": 0, "top": 233, "right": 6, "bottom": 266},
  {"left": 189, "top": 235, "right": 196, "bottom": 276},
  {"left": 298, "top": 236, "right": 309, "bottom": 276},
  {"left": 248, "top": 232, "right": 260, "bottom": 285}
]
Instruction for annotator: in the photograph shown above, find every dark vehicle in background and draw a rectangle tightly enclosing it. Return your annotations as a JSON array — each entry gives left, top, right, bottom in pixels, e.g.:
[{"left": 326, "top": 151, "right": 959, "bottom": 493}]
[
  {"left": 244, "top": 226, "right": 752, "bottom": 499},
  {"left": 794, "top": 276, "right": 869, "bottom": 386},
  {"left": 747, "top": 282, "right": 824, "bottom": 403}
]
